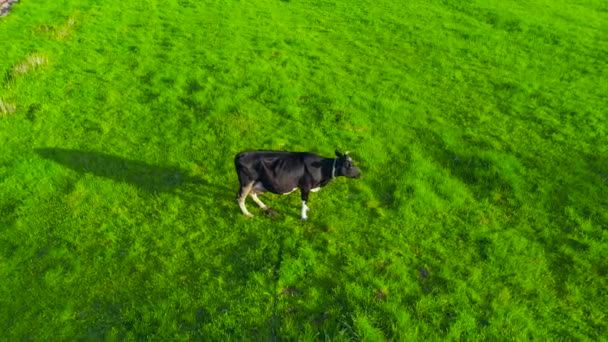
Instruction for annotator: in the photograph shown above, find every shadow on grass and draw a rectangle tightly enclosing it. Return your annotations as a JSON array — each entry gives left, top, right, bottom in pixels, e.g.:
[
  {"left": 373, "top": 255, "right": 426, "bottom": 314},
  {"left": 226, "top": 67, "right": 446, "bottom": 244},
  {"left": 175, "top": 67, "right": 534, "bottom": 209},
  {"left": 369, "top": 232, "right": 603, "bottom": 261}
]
[
  {"left": 33, "top": 148, "right": 284, "bottom": 338},
  {"left": 35, "top": 148, "right": 202, "bottom": 193},
  {"left": 413, "top": 127, "right": 515, "bottom": 204},
  {"left": 34, "top": 147, "right": 240, "bottom": 210},
  {"left": 411, "top": 128, "right": 608, "bottom": 338}
]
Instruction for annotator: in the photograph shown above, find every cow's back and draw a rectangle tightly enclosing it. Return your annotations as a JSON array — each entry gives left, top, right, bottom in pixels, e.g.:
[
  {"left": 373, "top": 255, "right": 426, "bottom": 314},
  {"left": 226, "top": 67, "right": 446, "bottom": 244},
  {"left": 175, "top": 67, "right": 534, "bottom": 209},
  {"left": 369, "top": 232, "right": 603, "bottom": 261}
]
[
  {"left": 235, "top": 150, "right": 322, "bottom": 194},
  {"left": 236, "top": 151, "right": 320, "bottom": 166}
]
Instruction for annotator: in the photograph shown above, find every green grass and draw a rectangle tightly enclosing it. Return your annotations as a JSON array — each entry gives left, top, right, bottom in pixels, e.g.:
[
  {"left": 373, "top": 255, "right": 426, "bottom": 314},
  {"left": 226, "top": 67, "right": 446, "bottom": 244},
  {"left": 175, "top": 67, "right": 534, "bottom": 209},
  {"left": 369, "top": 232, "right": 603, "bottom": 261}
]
[{"left": 1, "top": 0, "right": 607, "bottom": 339}]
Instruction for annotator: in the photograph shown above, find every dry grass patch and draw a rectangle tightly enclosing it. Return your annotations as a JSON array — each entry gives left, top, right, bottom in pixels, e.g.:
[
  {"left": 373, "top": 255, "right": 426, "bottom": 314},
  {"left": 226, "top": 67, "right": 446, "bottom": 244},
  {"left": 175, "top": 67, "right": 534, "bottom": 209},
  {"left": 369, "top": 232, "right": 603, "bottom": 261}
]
[
  {"left": 0, "top": 98, "right": 16, "bottom": 116},
  {"left": 35, "top": 16, "right": 77, "bottom": 39},
  {"left": 54, "top": 17, "right": 76, "bottom": 39},
  {"left": 11, "top": 53, "right": 49, "bottom": 78}
]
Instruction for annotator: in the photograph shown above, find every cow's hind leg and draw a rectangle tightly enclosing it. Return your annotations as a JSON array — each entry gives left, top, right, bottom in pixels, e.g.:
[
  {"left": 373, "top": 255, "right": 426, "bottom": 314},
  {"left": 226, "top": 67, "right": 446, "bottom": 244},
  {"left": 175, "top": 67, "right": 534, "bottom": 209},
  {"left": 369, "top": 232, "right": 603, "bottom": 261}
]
[
  {"left": 251, "top": 193, "right": 278, "bottom": 217},
  {"left": 250, "top": 193, "right": 268, "bottom": 210},
  {"left": 237, "top": 181, "right": 255, "bottom": 218}
]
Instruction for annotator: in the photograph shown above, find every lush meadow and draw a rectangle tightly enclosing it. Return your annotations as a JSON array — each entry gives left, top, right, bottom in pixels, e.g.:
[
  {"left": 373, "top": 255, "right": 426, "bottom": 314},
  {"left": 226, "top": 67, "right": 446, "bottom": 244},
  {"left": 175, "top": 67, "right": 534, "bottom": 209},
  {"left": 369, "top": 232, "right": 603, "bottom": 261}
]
[{"left": 1, "top": 0, "right": 606, "bottom": 339}]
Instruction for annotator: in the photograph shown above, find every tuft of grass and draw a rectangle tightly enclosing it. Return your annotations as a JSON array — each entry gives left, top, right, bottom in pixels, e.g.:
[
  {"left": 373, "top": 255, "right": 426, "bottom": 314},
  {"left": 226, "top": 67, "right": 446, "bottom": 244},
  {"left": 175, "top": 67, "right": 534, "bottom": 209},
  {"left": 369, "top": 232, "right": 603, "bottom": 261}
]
[
  {"left": 35, "top": 16, "right": 78, "bottom": 39},
  {"left": 10, "top": 53, "right": 49, "bottom": 78},
  {"left": 53, "top": 17, "right": 77, "bottom": 39},
  {"left": 0, "top": 98, "right": 16, "bottom": 116}
]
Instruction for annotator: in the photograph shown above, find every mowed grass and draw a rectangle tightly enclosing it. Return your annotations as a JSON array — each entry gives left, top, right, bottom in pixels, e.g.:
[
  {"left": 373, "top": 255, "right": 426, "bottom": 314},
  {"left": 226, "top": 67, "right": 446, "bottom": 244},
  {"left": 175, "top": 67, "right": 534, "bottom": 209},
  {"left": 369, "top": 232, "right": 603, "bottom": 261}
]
[{"left": 1, "top": 0, "right": 607, "bottom": 339}]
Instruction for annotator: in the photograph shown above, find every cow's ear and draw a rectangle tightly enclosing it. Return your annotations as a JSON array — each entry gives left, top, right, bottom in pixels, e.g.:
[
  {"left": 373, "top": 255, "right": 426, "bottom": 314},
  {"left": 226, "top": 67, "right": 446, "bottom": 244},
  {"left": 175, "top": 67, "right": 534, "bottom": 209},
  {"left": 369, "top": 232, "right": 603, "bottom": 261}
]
[{"left": 335, "top": 150, "right": 343, "bottom": 157}]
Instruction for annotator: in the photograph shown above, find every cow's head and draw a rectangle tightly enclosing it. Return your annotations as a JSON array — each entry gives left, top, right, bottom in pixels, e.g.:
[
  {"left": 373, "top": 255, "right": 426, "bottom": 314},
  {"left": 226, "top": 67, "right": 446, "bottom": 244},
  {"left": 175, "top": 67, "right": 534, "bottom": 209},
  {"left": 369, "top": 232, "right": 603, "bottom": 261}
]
[{"left": 335, "top": 150, "right": 361, "bottom": 179}]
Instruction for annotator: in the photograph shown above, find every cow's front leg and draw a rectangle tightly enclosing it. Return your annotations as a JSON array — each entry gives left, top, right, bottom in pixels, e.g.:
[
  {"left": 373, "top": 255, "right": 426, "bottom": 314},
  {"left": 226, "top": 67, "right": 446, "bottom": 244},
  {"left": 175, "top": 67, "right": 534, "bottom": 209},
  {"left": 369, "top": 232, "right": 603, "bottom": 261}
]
[{"left": 300, "top": 188, "right": 311, "bottom": 220}]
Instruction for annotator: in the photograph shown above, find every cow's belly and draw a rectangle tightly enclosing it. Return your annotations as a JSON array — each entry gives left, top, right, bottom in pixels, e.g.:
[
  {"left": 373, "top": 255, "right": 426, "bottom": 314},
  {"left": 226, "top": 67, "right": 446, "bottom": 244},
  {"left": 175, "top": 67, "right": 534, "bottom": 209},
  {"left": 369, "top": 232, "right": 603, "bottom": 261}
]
[
  {"left": 252, "top": 180, "right": 299, "bottom": 195},
  {"left": 251, "top": 182, "right": 320, "bottom": 196},
  {"left": 282, "top": 188, "right": 299, "bottom": 195},
  {"left": 250, "top": 182, "right": 267, "bottom": 195}
]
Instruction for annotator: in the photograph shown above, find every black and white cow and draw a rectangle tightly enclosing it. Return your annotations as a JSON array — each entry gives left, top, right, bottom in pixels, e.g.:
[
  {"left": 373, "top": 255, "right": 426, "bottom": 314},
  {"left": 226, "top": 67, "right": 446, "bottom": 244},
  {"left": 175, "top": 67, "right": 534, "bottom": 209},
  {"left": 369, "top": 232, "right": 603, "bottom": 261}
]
[{"left": 234, "top": 150, "right": 361, "bottom": 220}]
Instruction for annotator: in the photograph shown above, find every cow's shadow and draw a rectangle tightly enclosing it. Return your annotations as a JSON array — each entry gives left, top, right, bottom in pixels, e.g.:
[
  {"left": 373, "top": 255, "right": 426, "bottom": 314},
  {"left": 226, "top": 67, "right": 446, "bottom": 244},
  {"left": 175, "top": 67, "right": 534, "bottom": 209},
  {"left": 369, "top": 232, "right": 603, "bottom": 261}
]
[
  {"left": 34, "top": 148, "right": 233, "bottom": 206},
  {"left": 33, "top": 148, "right": 287, "bottom": 338}
]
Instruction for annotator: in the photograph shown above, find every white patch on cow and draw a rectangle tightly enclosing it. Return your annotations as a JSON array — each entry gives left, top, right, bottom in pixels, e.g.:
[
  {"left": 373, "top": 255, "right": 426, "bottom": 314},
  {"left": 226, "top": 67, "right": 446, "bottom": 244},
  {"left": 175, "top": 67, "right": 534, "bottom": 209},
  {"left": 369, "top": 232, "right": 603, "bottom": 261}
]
[
  {"left": 282, "top": 188, "right": 298, "bottom": 195},
  {"left": 311, "top": 187, "right": 321, "bottom": 192},
  {"left": 301, "top": 200, "right": 310, "bottom": 220}
]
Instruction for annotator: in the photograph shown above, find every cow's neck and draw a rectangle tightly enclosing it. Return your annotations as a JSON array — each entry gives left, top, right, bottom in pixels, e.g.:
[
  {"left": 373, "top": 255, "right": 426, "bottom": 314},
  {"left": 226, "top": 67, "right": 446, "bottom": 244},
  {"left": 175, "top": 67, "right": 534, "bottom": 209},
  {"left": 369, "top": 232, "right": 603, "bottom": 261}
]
[
  {"left": 331, "top": 158, "right": 337, "bottom": 179},
  {"left": 318, "top": 158, "right": 337, "bottom": 187}
]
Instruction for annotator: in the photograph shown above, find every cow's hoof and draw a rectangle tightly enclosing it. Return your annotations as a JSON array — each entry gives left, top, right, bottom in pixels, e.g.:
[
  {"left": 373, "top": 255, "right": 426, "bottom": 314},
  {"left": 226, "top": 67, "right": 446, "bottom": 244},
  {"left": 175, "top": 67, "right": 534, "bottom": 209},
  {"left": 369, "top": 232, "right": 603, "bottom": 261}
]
[
  {"left": 301, "top": 217, "right": 308, "bottom": 221},
  {"left": 245, "top": 213, "right": 254, "bottom": 218},
  {"left": 265, "top": 209, "right": 278, "bottom": 217}
]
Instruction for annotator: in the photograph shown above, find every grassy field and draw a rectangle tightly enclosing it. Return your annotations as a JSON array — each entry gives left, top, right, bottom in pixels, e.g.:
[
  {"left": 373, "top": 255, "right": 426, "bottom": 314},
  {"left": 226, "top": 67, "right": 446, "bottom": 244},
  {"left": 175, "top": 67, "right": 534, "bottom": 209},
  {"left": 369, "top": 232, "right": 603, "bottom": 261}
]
[{"left": 1, "top": 0, "right": 607, "bottom": 340}]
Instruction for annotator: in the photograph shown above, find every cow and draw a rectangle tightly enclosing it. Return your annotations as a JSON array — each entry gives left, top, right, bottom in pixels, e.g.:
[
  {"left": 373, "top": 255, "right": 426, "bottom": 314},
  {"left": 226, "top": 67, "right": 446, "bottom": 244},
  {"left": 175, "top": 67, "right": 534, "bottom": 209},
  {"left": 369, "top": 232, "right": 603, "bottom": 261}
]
[{"left": 234, "top": 150, "right": 361, "bottom": 220}]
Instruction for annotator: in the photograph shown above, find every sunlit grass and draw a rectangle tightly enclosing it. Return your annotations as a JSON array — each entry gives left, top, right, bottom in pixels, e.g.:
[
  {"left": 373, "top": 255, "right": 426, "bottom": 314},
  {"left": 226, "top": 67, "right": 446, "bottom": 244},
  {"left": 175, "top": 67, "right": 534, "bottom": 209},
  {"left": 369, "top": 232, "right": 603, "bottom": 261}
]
[{"left": 0, "top": 0, "right": 606, "bottom": 340}]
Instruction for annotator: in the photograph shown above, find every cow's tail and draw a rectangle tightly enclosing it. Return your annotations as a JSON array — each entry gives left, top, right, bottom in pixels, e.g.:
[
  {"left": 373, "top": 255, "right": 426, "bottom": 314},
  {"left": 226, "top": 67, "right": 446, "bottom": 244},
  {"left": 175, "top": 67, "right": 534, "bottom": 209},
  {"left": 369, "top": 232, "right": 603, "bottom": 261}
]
[{"left": 234, "top": 152, "right": 254, "bottom": 197}]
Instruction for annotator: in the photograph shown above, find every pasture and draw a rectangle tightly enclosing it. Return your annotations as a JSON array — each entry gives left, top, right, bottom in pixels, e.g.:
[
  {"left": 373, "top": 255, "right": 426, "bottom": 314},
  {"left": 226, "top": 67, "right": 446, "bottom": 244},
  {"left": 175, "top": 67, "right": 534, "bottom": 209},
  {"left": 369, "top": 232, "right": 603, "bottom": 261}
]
[{"left": 1, "top": 0, "right": 606, "bottom": 340}]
